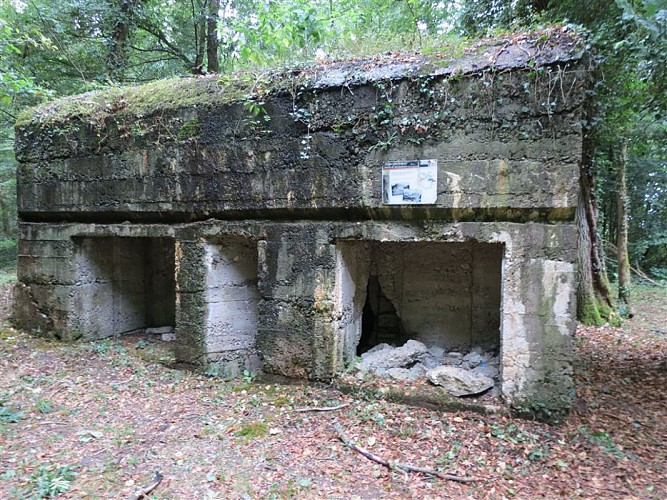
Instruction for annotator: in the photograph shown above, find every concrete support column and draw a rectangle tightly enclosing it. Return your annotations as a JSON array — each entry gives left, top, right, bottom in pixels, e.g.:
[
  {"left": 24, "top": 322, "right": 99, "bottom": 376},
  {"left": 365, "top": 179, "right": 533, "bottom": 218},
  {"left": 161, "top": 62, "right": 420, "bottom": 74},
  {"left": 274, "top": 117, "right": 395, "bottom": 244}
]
[
  {"left": 499, "top": 229, "right": 577, "bottom": 419},
  {"left": 13, "top": 223, "right": 77, "bottom": 339},
  {"left": 256, "top": 225, "right": 338, "bottom": 380},
  {"left": 174, "top": 238, "right": 208, "bottom": 365}
]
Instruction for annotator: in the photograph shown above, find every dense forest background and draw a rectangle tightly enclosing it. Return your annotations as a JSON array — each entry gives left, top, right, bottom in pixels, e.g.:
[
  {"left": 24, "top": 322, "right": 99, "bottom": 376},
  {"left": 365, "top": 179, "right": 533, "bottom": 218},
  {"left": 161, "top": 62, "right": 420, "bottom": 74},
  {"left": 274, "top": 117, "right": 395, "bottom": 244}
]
[{"left": 0, "top": 0, "right": 665, "bottom": 318}]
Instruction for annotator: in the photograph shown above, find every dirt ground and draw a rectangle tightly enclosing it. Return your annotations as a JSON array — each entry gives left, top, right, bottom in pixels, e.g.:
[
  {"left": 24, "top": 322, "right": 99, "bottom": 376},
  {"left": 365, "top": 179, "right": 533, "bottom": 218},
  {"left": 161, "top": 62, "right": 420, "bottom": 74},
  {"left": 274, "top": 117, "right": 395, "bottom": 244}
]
[{"left": 0, "top": 284, "right": 665, "bottom": 499}]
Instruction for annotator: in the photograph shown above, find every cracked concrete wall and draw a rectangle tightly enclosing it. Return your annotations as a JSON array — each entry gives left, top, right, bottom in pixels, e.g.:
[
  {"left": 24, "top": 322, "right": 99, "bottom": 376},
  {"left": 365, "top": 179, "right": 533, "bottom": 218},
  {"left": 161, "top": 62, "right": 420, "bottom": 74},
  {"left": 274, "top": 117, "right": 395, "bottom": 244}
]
[
  {"left": 335, "top": 241, "right": 372, "bottom": 365},
  {"left": 14, "top": 35, "right": 587, "bottom": 224},
  {"left": 256, "top": 225, "right": 338, "bottom": 379},
  {"left": 371, "top": 241, "right": 502, "bottom": 350},
  {"left": 333, "top": 241, "right": 502, "bottom": 356}
]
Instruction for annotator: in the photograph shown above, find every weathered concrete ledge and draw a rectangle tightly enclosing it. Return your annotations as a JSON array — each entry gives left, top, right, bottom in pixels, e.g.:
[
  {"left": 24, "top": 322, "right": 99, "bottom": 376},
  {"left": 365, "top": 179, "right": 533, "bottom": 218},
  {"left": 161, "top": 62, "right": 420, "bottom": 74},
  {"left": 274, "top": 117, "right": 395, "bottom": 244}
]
[{"left": 14, "top": 28, "right": 587, "bottom": 421}]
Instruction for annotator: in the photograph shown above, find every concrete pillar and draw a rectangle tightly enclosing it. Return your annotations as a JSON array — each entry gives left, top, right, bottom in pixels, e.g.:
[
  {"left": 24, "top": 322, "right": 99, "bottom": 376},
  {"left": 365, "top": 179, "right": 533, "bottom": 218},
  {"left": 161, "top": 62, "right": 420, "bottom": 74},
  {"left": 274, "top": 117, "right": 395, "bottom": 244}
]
[
  {"left": 256, "top": 225, "right": 338, "bottom": 379},
  {"left": 498, "top": 228, "right": 577, "bottom": 420},
  {"left": 174, "top": 238, "right": 208, "bottom": 364},
  {"left": 13, "top": 224, "right": 77, "bottom": 339}
]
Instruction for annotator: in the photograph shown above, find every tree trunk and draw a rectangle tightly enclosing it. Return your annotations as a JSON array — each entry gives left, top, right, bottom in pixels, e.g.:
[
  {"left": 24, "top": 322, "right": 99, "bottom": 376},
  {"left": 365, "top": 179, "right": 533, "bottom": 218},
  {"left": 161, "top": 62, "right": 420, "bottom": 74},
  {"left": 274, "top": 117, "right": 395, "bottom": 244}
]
[
  {"left": 0, "top": 196, "right": 10, "bottom": 237},
  {"left": 577, "top": 128, "right": 615, "bottom": 325},
  {"left": 616, "top": 140, "right": 632, "bottom": 311},
  {"left": 191, "top": 0, "right": 207, "bottom": 74},
  {"left": 206, "top": 0, "right": 220, "bottom": 73},
  {"left": 107, "top": 0, "right": 134, "bottom": 82}
]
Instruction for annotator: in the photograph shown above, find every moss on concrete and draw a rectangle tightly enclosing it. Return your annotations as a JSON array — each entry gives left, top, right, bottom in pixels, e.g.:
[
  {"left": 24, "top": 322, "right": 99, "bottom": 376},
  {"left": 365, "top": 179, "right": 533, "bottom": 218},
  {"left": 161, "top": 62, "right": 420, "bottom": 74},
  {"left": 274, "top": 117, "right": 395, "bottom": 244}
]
[
  {"left": 177, "top": 118, "right": 202, "bottom": 140},
  {"left": 16, "top": 71, "right": 300, "bottom": 128},
  {"left": 16, "top": 27, "right": 585, "bottom": 129},
  {"left": 332, "top": 379, "right": 499, "bottom": 416}
]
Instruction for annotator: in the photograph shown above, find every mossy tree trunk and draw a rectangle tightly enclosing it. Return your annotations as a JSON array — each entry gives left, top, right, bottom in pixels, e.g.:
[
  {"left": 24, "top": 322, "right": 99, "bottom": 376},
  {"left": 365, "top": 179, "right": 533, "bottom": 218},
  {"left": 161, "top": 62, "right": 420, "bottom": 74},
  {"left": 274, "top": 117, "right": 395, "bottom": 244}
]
[
  {"left": 577, "top": 135, "right": 615, "bottom": 325},
  {"left": 616, "top": 139, "right": 632, "bottom": 312}
]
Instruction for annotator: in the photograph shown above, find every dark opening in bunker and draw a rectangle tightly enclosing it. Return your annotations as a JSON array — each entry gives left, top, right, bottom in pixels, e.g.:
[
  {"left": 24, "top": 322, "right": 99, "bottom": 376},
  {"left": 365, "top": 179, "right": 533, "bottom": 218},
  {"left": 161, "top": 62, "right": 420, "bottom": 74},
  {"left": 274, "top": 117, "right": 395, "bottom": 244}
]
[
  {"left": 358, "top": 275, "right": 410, "bottom": 355},
  {"left": 336, "top": 240, "right": 503, "bottom": 364},
  {"left": 72, "top": 237, "right": 176, "bottom": 339}
]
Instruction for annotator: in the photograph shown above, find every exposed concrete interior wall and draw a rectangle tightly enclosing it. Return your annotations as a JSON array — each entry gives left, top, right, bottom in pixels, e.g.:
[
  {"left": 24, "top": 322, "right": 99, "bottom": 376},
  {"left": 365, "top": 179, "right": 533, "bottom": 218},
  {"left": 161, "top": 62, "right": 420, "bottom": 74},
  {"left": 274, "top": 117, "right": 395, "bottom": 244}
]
[
  {"left": 203, "top": 237, "right": 260, "bottom": 374},
  {"left": 71, "top": 237, "right": 175, "bottom": 339},
  {"left": 336, "top": 240, "right": 502, "bottom": 359},
  {"left": 146, "top": 238, "right": 177, "bottom": 327},
  {"left": 335, "top": 241, "right": 371, "bottom": 365},
  {"left": 361, "top": 275, "right": 410, "bottom": 352}
]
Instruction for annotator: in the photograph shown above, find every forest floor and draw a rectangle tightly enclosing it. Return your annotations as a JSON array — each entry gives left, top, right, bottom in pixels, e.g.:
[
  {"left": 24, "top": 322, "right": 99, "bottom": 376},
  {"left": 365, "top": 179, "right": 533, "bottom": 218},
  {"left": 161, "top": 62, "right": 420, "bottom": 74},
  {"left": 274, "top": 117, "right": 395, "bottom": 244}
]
[{"left": 0, "top": 283, "right": 665, "bottom": 499}]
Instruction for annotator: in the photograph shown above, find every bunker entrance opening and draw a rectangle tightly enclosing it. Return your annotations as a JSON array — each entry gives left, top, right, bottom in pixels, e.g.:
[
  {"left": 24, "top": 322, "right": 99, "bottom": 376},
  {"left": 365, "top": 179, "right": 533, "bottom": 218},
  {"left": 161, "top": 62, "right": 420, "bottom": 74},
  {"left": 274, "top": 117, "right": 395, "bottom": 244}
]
[
  {"left": 72, "top": 237, "right": 176, "bottom": 339},
  {"left": 336, "top": 240, "right": 503, "bottom": 363}
]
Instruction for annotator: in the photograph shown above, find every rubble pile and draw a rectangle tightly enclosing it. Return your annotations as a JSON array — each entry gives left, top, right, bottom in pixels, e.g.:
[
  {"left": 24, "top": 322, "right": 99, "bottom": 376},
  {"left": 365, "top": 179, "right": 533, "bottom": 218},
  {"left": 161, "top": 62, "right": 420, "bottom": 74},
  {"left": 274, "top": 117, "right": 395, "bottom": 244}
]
[{"left": 355, "top": 340, "right": 500, "bottom": 396}]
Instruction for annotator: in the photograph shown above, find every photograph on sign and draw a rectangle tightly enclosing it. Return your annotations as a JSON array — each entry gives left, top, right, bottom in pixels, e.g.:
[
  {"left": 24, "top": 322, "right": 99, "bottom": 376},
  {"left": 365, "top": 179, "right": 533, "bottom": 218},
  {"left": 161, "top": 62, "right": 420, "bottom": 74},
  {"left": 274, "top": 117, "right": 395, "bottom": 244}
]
[{"left": 382, "top": 159, "right": 437, "bottom": 205}]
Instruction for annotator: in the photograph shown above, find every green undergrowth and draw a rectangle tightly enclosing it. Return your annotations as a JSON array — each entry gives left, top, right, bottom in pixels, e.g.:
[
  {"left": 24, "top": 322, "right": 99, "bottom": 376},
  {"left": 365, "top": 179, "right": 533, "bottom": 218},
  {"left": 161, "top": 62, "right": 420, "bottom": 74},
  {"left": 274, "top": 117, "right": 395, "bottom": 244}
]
[
  {"left": 235, "top": 421, "right": 268, "bottom": 442},
  {"left": 0, "top": 269, "right": 16, "bottom": 285}
]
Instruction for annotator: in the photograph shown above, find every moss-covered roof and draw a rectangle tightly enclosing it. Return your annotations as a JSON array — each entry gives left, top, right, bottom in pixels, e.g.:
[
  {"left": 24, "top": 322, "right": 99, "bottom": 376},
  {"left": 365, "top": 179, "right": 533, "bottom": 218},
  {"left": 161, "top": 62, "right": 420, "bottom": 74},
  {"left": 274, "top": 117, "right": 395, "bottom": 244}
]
[{"left": 16, "top": 26, "right": 586, "bottom": 128}]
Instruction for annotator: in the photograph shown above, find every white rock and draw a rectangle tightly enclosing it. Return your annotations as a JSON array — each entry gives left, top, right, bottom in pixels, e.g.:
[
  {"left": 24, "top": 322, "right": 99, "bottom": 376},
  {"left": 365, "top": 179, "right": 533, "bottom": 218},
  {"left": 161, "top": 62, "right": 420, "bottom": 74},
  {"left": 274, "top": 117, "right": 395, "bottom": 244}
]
[
  {"left": 427, "top": 345, "right": 445, "bottom": 359},
  {"left": 361, "top": 343, "right": 393, "bottom": 358},
  {"left": 426, "top": 365, "right": 494, "bottom": 396},
  {"left": 358, "top": 340, "right": 428, "bottom": 373},
  {"left": 146, "top": 326, "right": 174, "bottom": 335},
  {"left": 462, "top": 351, "right": 483, "bottom": 368},
  {"left": 387, "top": 366, "right": 422, "bottom": 382}
]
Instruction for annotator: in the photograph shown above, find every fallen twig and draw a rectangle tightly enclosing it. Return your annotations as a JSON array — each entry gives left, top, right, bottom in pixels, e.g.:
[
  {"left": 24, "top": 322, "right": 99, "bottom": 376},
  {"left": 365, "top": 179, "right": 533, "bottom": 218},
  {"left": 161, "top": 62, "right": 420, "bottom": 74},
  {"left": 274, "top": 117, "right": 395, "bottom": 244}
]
[
  {"left": 601, "top": 412, "right": 627, "bottom": 422},
  {"left": 589, "top": 485, "right": 629, "bottom": 495},
  {"left": 130, "top": 470, "right": 163, "bottom": 500},
  {"left": 295, "top": 403, "right": 350, "bottom": 413},
  {"left": 333, "top": 423, "right": 478, "bottom": 484},
  {"left": 606, "top": 243, "right": 665, "bottom": 287}
]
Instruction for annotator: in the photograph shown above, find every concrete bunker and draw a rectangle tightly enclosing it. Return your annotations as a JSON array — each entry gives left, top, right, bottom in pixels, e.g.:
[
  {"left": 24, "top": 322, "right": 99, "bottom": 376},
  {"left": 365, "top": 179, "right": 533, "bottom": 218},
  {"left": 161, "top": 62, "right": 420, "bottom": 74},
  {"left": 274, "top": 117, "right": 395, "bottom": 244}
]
[
  {"left": 13, "top": 28, "right": 588, "bottom": 417},
  {"left": 72, "top": 237, "right": 175, "bottom": 339},
  {"left": 336, "top": 240, "right": 502, "bottom": 361}
]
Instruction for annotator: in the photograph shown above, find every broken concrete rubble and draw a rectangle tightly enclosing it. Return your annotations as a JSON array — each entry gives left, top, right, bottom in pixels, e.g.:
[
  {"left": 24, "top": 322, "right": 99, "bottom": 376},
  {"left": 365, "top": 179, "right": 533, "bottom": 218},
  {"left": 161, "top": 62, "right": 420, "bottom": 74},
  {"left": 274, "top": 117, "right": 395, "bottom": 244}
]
[
  {"left": 358, "top": 339, "right": 428, "bottom": 375},
  {"left": 356, "top": 340, "right": 500, "bottom": 396},
  {"left": 426, "top": 366, "right": 495, "bottom": 397}
]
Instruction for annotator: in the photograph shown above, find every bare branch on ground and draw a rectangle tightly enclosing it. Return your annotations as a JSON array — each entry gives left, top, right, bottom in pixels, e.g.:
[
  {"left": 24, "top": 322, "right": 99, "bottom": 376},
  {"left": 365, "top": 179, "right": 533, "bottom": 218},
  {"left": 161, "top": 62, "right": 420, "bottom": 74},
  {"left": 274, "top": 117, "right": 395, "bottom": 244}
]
[
  {"left": 295, "top": 403, "right": 350, "bottom": 412},
  {"left": 130, "top": 470, "right": 163, "bottom": 500},
  {"left": 333, "top": 423, "right": 479, "bottom": 484}
]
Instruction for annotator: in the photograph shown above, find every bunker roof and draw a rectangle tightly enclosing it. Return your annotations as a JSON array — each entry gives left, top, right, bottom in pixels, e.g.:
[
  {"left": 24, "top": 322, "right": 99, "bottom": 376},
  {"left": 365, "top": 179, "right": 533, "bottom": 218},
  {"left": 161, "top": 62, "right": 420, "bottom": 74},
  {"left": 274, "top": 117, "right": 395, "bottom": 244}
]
[{"left": 17, "top": 26, "right": 586, "bottom": 128}]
